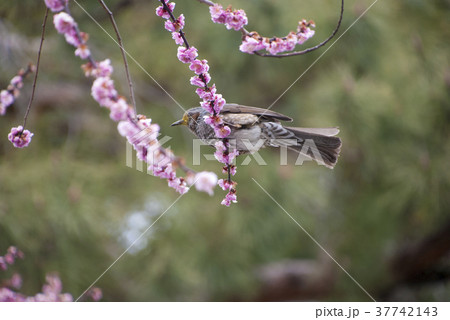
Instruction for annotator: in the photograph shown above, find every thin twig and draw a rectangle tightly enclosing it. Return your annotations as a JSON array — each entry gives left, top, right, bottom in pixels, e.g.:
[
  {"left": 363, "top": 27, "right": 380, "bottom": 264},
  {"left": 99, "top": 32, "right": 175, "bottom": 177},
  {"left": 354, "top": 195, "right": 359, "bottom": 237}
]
[
  {"left": 22, "top": 8, "right": 49, "bottom": 130},
  {"left": 254, "top": 0, "right": 345, "bottom": 58},
  {"left": 98, "top": 0, "right": 137, "bottom": 112}
]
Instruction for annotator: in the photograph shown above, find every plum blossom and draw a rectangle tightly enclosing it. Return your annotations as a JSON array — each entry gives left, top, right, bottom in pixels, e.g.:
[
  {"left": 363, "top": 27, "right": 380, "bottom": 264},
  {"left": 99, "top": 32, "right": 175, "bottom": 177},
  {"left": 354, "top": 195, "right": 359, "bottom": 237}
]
[
  {"left": 109, "top": 98, "right": 130, "bottom": 122},
  {"left": 91, "top": 77, "right": 117, "bottom": 107},
  {"left": 196, "top": 84, "right": 216, "bottom": 101},
  {"left": 0, "top": 90, "right": 14, "bottom": 115},
  {"left": 44, "top": 0, "right": 67, "bottom": 12},
  {"left": 177, "top": 46, "right": 198, "bottom": 64},
  {"left": 190, "top": 73, "right": 211, "bottom": 87},
  {"left": 8, "top": 126, "right": 34, "bottom": 148},
  {"left": 74, "top": 44, "right": 90, "bottom": 59},
  {"left": 172, "top": 32, "right": 184, "bottom": 45},
  {"left": 239, "top": 36, "right": 266, "bottom": 54},
  {"left": 239, "top": 21, "right": 315, "bottom": 55},
  {"left": 221, "top": 189, "right": 237, "bottom": 206},
  {"left": 53, "top": 12, "right": 76, "bottom": 34},
  {"left": 164, "top": 14, "right": 185, "bottom": 32},
  {"left": 194, "top": 171, "right": 218, "bottom": 195},
  {"left": 210, "top": 4, "right": 248, "bottom": 31},
  {"left": 189, "top": 59, "right": 209, "bottom": 75},
  {"left": 209, "top": 3, "right": 315, "bottom": 56},
  {"left": 155, "top": 1, "right": 175, "bottom": 19}
]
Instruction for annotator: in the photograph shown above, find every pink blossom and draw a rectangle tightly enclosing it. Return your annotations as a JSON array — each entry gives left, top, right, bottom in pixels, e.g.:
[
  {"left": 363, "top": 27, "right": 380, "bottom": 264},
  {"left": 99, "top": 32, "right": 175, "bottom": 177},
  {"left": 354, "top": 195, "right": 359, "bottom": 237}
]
[
  {"left": 267, "top": 38, "right": 286, "bottom": 55},
  {"left": 109, "top": 98, "right": 129, "bottom": 122},
  {"left": 211, "top": 93, "right": 226, "bottom": 114},
  {"left": 0, "top": 257, "right": 6, "bottom": 271},
  {"left": 215, "top": 140, "right": 227, "bottom": 153},
  {"left": 0, "top": 288, "right": 19, "bottom": 302},
  {"left": 221, "top": 190, "right": 237, "bottom": 206},
  {"left": 128, "top": 123, "right": 160, "bottom": 147},
  {"left": 4, "top": 253, "right": 14, "bottom": 265},
  {"left": 91, "top": 77, "right": 117, "bottom": 107},
  {"left": 200, "top": 100, "right": 214, "bottom": 114},
  {"left": 190, "top": 73, "right": 210, "bottom": 87},
  {"left": 53, "top": 12, "right": 76, "bottom": 35},
  {"left": 150, "top": 164, "right": 176, "bottom": 180},
  {"left": 172, "top": 32, "right": 184, "bottom": 45},
  {"left": 204, "top": 115, "right": 223, "bottom": 126},
  {"left": 223, "top": 165, "right": 237, "bottom": 176},
  {"left": 210, "top": 4, "right": 247, "bottom": 30},
  {"left": 214, "top": 125, "right": 231, "bottom": 139},
  {"left": 218, "top": 178, "right": 231, "bottom": 191},
  {"left": 177, "top": 46, "right": 198, "bottom": 64},
  {"left": 94, "top": 59, "right": 113, "bottom": 77},
  {"left": 239, "top": 36, "right": 265, "bottom": 54},
  {"left": 44, "top": 0, "right": 67, "bottom": 12},
  {"left": 196, "top": 84, "right": 216, "bottom": 100},
  {"left": 10, "top": 76, "right": 23, "bottom": 88},
  {"left": 88, "top": 288, "right": 103, "bottom": 302},
  {"left": 189, "top": 59, "right": 209, "bottom": 75},
  {"left": 194, "top": 73, "right": 211, "bottom": 87},
  {"left": 0, "top": 90, "right": 14, "bottom": 108},
  {"left": 7, "top": 246, "right": 23, "bottom": 259},
  {"left": 74, "top": 44, "right": 90, "bottom": 59},
  {"left": 168, "top": 177, "right": 189, "bottom": 194},
  {"left": 297, "top": 28, "right": 315, "bottom": 45},
  {"left": 210, "top": 4, "right": 225, "bottom": 23},
  {"left": 225, "top": 9, "right": 248, "bottom": 31},
  {"left": 64, "top": 29, "right": 81, "bottom": 47},
  {"left": 164, "top": 14, "right": 185, "bottom": 32},
  {"left": 8, "top": 126, "right": 34, "bottom": 148},
  {"left": 10, "top": 274, "right": 22, "bottom": 289},
  {"left": 194, "top": 171, "right": 218, "bottom": 195},
  {"left": 155, "top": 2, "right": 175, "bottom": 19},
  {"left": 117, "top": 120, "right": 139, "bottom": 138},
  {"left": 285, "top": 32, "right": 298, "bottom": 51}
]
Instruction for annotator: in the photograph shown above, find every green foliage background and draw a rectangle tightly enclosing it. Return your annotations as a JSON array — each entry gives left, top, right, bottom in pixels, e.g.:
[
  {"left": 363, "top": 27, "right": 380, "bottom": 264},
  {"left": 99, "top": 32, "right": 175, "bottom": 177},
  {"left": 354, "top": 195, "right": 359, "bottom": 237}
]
[{"left": 0, "top": 0, "right": 449, "bottom": 301}]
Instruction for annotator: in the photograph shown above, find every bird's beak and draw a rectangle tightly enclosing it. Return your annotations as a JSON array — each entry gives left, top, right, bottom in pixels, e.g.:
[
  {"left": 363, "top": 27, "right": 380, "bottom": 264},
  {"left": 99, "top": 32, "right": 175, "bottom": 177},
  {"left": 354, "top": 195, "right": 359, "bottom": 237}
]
[
  {"left": 171, "top": 119, "right": 186, "bottom": 126},
  {"left": 171, "top": 114, "right": 188, "bottom": 126}
]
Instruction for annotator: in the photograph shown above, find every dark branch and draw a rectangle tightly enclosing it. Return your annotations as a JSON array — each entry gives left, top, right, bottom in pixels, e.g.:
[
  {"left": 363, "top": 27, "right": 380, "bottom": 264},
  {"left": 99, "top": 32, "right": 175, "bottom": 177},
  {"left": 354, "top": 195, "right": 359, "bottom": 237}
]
[{"left": 22, "top": 8, "right": 49, "bottom": 130}]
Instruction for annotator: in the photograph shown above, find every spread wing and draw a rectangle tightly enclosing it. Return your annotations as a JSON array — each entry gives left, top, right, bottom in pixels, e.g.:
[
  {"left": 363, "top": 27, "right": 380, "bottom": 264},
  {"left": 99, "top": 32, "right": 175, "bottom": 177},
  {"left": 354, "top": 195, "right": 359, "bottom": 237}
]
[{"left": 221, "top": 104, "right": 293, "bottom": 123}]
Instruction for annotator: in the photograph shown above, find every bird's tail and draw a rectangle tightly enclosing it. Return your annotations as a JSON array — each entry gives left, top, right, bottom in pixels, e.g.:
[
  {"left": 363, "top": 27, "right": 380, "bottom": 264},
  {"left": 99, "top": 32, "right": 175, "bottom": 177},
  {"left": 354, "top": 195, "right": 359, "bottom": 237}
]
[{"left": 284, "top": 127, "right": 342, "bottom": 169}]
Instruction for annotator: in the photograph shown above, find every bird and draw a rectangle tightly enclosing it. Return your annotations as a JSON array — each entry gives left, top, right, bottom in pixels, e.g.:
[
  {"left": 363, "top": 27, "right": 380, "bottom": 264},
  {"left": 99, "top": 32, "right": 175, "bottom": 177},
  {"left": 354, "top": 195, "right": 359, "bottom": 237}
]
[{"left": 171, "top": 103, "right": 342, "bottom": 168}]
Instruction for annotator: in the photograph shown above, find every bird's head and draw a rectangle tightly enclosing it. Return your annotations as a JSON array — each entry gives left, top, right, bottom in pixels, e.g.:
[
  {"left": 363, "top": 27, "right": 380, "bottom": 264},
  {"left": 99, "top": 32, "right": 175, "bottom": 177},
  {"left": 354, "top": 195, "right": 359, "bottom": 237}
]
[{"left": 171, "top": 107, "right": 203, "bottom": 131}]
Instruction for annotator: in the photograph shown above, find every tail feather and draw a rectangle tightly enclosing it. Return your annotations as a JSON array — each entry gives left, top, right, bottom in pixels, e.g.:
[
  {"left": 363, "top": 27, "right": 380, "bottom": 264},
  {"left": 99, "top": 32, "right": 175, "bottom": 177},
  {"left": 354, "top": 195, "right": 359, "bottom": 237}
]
[{"left": 285, "top": 127, "right": 342, "bottom": 169}]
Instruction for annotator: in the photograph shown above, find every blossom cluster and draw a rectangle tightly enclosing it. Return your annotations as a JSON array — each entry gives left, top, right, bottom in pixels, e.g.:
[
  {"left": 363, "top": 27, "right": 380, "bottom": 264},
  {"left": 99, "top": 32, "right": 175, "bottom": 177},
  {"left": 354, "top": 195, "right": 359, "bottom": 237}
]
[
  {"left": 240, "top": 20, "right": 315, "bottom": 55},
  {"left": 0, "top": 247, "right": 24, "bottom": 271},
  {"left": 209, "top": 3, "right": 248, "bottom": 31},
  {"left": 206, "top": 2, "right": 315, "bottom": 56},
  {"left": 0, "top": 246, "right": 102, "bottom": 302},
  {"left": 44, "top": 0, "right": 217, "bottom": 196},
  {"left": 156, "top": 0, "right": 237, "bottom": 205},
  {"left": 49, "top": 0, "right": 92, "bottom": 60},
  {"left": 0, "top": 66, "right": 34, "bottom": 116}
]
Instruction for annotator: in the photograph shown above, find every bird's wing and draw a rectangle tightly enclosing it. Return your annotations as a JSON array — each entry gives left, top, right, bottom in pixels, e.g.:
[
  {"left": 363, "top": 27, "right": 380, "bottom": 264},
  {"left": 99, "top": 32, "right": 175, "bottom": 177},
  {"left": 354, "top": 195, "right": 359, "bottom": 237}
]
[{"left": 222, "top": 104, "right": 293, "bottom": 122}]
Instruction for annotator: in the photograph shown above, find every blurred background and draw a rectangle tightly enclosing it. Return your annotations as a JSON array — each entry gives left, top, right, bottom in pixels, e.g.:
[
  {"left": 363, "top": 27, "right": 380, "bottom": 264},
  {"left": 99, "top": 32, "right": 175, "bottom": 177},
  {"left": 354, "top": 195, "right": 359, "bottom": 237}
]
[{"left": 0, "top": 0, "right": 449, "bottom": 301}]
